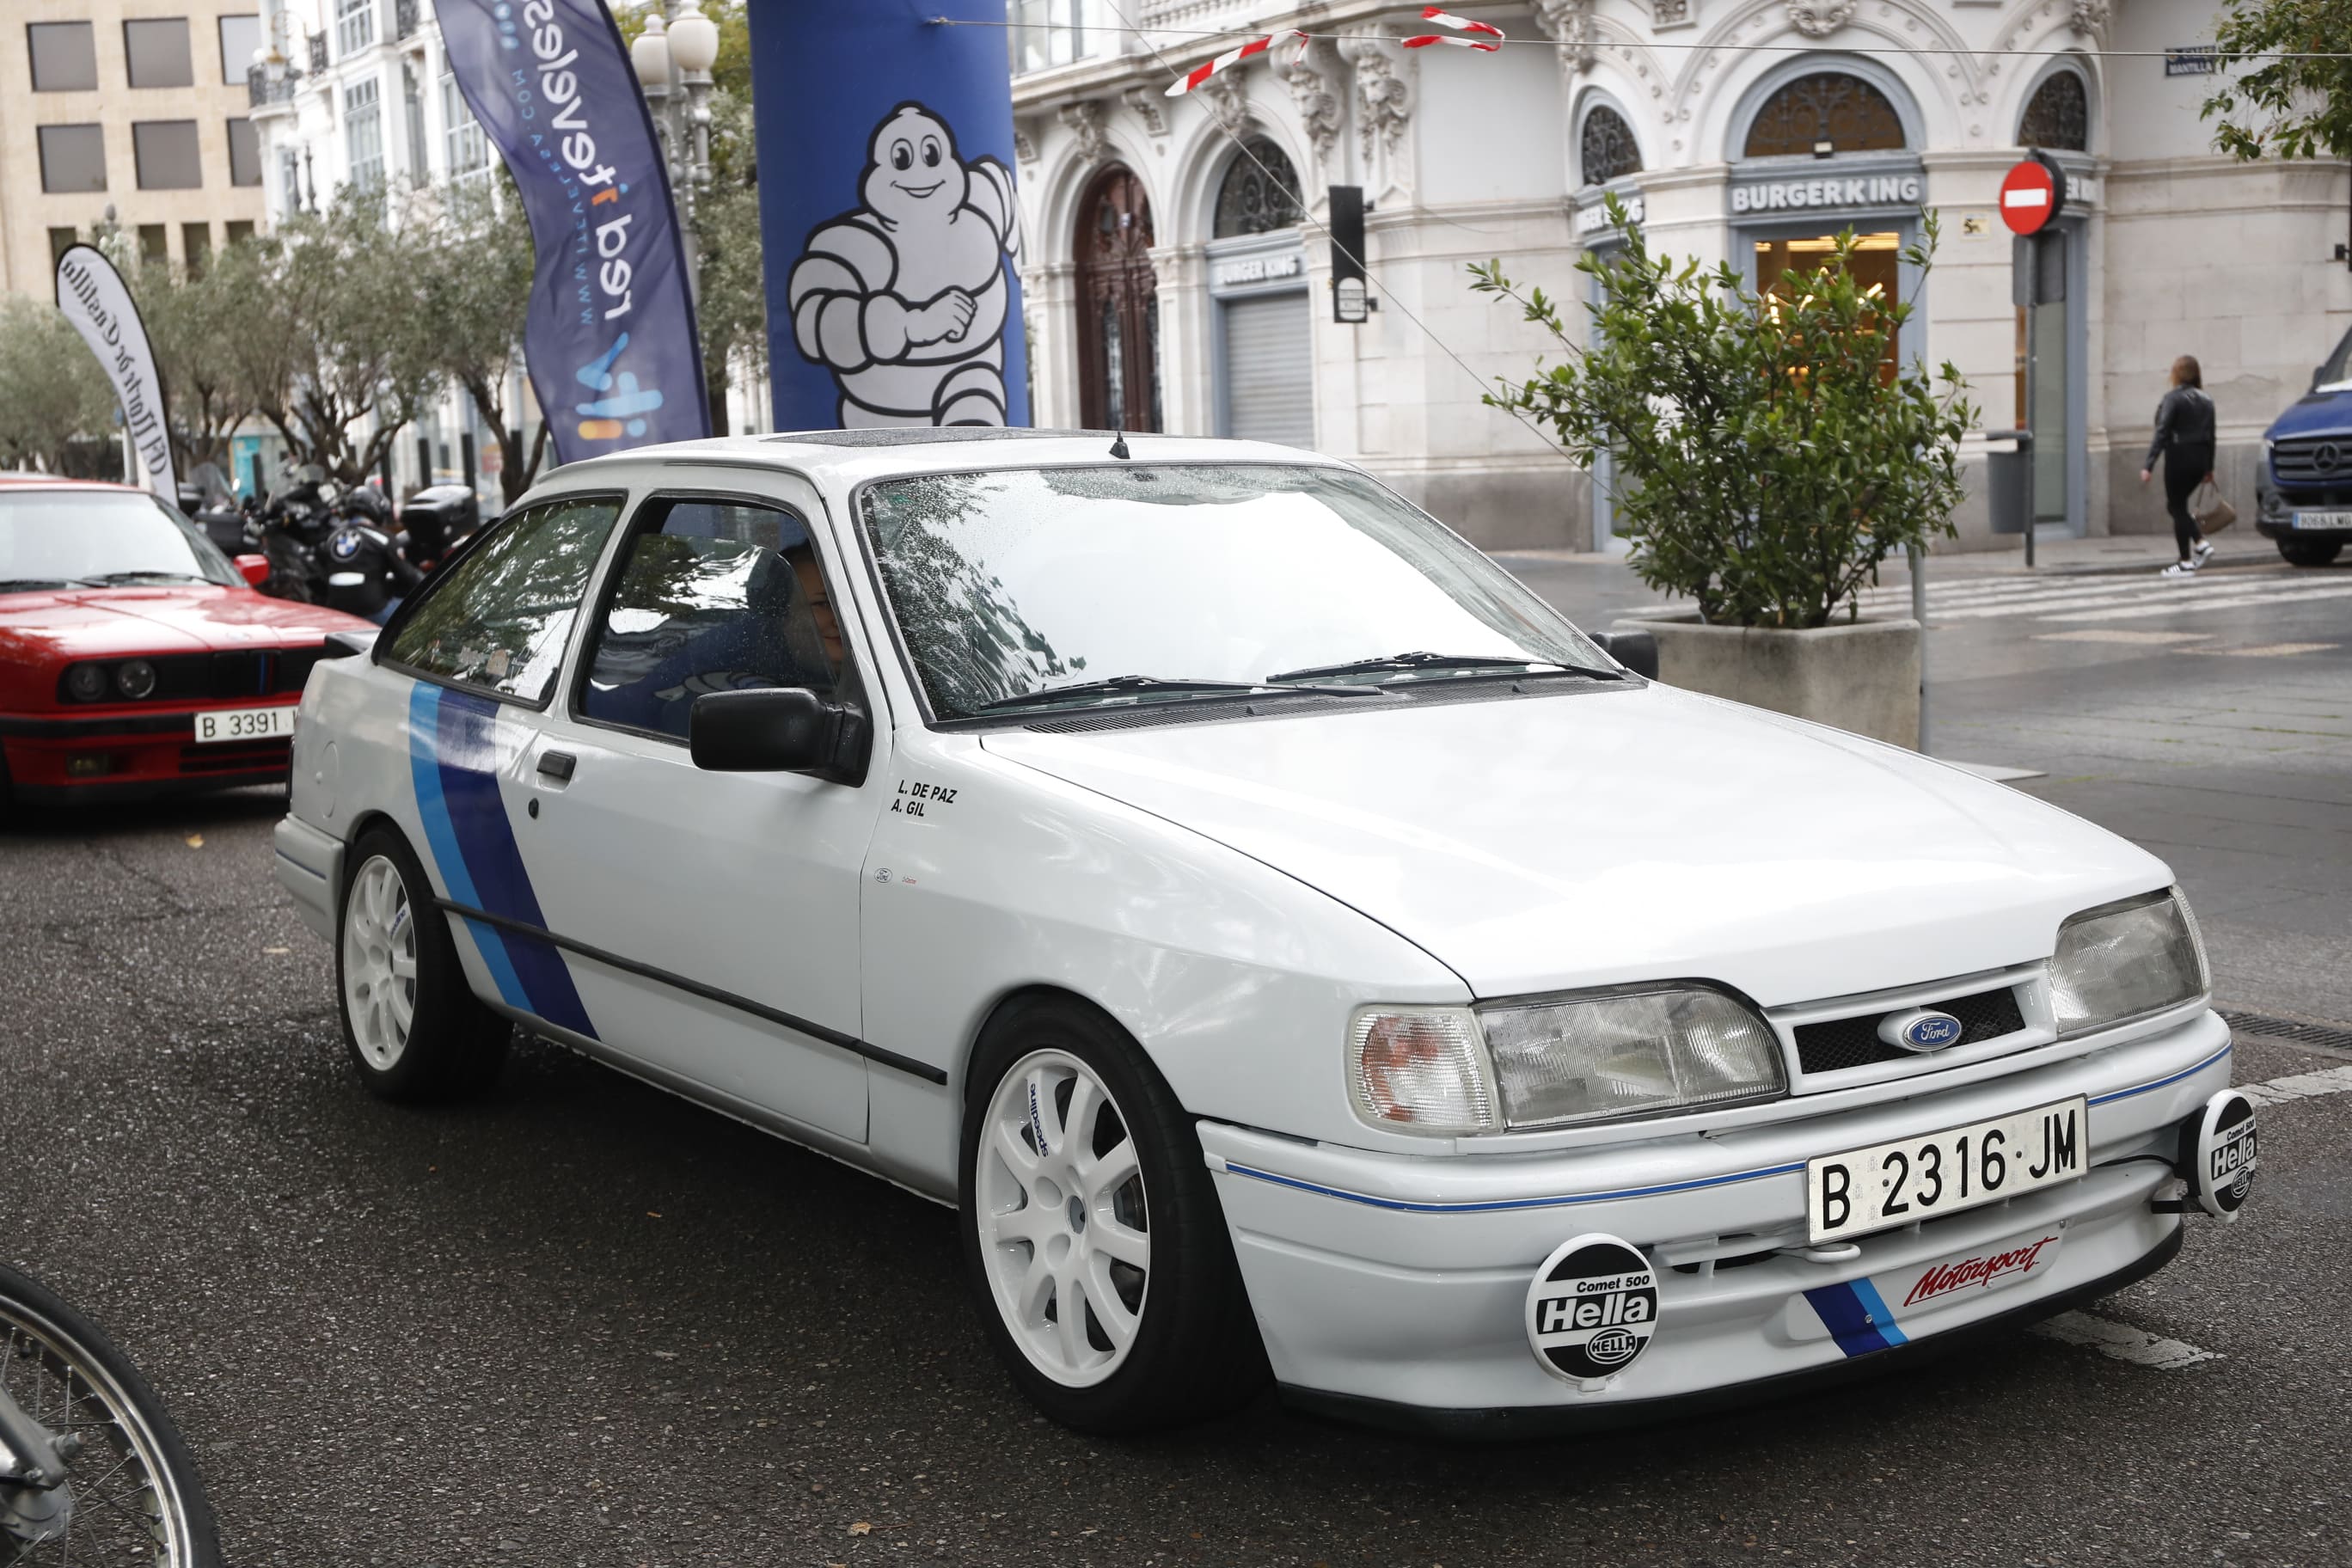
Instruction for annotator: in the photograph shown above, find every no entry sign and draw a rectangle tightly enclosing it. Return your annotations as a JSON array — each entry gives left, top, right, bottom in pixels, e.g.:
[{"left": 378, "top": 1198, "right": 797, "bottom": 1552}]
[{"left": 2000, "top": 155, "right": 2066, "bottom": 236}]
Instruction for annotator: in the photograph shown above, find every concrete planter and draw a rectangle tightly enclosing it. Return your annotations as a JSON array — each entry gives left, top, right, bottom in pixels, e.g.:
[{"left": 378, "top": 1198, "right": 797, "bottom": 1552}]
[{"left": 1620, "top": 616, "right": 1921, "bottom": 749}]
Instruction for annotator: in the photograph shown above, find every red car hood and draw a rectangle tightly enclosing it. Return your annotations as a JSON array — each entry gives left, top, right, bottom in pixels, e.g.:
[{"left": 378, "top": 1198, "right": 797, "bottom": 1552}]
[{"left": 0, "top": 585, "right": 369, "bottom": 661}]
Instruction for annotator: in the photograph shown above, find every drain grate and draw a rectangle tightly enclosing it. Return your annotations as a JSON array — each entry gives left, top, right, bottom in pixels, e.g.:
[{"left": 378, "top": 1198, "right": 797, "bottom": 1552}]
[{"left": 2219, "top": 1009, "right": 2352, "bottom": 1053}]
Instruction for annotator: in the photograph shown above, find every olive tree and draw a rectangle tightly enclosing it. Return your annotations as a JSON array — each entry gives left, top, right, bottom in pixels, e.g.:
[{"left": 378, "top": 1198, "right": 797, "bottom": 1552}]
[
  {"left": 225, "top": 189, "right": 443, "bottom": 486},
  {"left": 0, "top": 297, "right": 116, "bottom": 475},
  {"left": 1471, "top": 203, "right": 1976, "bottom": 629},
  {"left": 2203, "top": 0, "right": 2352, "bottom": 161}
]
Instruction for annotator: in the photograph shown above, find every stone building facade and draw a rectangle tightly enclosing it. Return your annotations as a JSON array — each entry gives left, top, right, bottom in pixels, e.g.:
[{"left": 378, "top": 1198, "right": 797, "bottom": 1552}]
[
  {"left": 1009, "top": 0, "right": 2352, "bottom": 550},
  {"left": 0, "top": 0, "right": 269, "bottom": 295}
]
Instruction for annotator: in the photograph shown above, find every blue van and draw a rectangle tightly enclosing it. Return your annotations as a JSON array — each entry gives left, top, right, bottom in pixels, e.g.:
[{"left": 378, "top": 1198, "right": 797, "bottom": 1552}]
[{"left": 2258, "top": 325, "right": 2352, "bottom": 567}]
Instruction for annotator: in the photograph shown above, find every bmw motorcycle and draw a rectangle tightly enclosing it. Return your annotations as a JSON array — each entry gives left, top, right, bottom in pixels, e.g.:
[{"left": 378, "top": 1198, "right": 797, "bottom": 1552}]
[{"left": 0, "top": 1259, "right": 219, "bottom": 1565}]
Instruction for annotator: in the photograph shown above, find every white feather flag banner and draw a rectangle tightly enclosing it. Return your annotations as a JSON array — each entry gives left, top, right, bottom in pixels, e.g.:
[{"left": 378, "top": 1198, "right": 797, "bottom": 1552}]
[{"left": 53, "top": 245, "right": 175, "bottom": 500}]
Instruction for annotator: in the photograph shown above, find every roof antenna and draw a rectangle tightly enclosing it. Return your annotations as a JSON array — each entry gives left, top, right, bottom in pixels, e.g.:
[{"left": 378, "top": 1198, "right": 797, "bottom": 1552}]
[{"left": 1109, "top": 430, "right": 1130, "bottom": 460}]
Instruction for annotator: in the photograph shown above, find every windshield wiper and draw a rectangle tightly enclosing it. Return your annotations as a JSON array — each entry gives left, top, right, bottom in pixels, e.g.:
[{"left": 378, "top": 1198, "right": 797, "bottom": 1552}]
[
  {"left": 80, "top": 570, "right": 212, "bottom": 585},
  {"left": 1265, "top": 650, "right": 1621, "bottom": 684},
  {"left": 0, "top": 578, "right": 87, "bottom": 592},
  {"left": 972, "top": 673, "right": 1381, "bottom": 714}
]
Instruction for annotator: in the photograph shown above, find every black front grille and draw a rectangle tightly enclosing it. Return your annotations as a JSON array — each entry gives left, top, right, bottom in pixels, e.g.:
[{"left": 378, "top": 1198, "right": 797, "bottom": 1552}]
[
  {"left": 2274, "top": 437, "right": 2352, "bottom": 486},
  {"left": 1792, "top": 985, "right": 2027, "bottom": 1075}
]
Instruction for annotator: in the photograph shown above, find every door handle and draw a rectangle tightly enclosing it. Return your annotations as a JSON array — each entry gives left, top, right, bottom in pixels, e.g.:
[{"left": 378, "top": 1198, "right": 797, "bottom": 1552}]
[{"left": 537, "top": 750, "right": 577, "bottom": 782}]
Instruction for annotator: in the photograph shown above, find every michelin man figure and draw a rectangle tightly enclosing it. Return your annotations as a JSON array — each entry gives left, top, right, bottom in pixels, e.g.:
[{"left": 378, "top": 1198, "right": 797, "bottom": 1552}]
[{"left": 788, "top": 103, "right": 1023, "bottom": 426}]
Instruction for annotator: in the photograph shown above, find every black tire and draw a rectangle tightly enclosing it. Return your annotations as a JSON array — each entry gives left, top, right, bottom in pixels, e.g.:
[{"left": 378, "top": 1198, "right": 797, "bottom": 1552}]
[
  {"left": 334, "top": 825, "right": 510, "bottom": 1101},
  {"left": 958, "top": 995, "right": 1268, "bottom": 1434},
  {"left": 0, "top": 1259, "right": 222, "bottom": 1566},
  {"left": 2276, "top": 536, "right": 2345, "bottom": 567}
]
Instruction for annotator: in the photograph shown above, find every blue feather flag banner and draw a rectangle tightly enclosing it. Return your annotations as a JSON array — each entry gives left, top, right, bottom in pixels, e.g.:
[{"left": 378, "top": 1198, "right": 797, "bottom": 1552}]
[{"left": 438, "top": 0, "right": 709, "bottom": 463}]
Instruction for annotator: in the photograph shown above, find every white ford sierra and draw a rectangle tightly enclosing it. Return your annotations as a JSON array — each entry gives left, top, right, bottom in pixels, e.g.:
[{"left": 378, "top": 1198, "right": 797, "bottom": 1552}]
[{"left": 274, "top": 431, "right": 2257, "bottom": 1435}]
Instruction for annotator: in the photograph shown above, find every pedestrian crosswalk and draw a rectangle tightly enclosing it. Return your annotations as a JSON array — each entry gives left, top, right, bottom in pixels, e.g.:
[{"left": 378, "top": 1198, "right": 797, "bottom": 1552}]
[{"left": 1847, "top": 567, "right": 2352, "bottom": 627}]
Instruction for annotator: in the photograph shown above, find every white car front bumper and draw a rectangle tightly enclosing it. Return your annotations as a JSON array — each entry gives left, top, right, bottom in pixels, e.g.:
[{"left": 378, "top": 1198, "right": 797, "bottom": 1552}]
[{"left": 1202, "top": 1009, "right": 2232, "bottom": 1434}]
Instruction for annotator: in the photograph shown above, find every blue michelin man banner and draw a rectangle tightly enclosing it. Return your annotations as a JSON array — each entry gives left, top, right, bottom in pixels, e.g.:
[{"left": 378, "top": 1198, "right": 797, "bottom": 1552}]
[
  {"left": 438, "top": 0, "right": 709, "bottom": 462},
  {"left": 749, "top": 2, "right": 1029, "bottom": 429}
]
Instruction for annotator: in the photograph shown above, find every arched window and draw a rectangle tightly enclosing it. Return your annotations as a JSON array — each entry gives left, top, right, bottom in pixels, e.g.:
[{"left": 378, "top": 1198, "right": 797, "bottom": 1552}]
[
  {"left": 1212, "top": 138, "right": 1305, "bottom": 237},
  {"left": 2019, "top": 71, "right": 2089, "bottom": 152},
  {"left": 1743, "top": 72, "right": 1906, "bottom": 158},
  {"left": 1580, "top": 106, "right": 1641, "bottom": 187},
  {"left": 1076, "top": 166, "right": 1160, "bottom": 432}
]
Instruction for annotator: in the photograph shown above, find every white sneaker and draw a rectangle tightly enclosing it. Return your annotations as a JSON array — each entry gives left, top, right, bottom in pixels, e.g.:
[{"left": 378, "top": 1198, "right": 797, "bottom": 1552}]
[
  {"left": 2160, "top": 561, "right": 2198, "bottom": 579},
  {"left": 2193, "top": 540, "right": 2215, "bottom": 564}
]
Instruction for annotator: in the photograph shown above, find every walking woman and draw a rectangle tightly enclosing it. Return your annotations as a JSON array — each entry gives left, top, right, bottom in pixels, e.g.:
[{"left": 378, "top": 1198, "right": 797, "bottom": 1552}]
[{"left": 2141, "top": 355, "right": 2217, "bottom": 578}]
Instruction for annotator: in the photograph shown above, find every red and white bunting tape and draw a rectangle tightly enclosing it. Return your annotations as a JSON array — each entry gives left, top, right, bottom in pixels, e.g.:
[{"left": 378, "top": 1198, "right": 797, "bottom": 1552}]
[
  {"left": 1402, "top": 6, "right": 1505, "bottom": 50},
  {"left": 1165, "top": 29, "right": 1312, "bottom": 95}
]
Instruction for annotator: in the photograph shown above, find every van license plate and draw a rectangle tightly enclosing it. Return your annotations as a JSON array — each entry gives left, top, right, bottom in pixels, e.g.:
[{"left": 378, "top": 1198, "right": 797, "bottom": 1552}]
[
  {"left": 1806, "top": 1097, "right": 2087, "bottom": 1244},
  {"left": 2292, "top": 510, "right": 2352, "bottom": 530}
]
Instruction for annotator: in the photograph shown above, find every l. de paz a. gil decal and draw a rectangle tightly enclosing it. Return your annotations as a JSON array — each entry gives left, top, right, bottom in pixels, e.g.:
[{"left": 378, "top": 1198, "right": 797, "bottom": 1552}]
[
  {"left": 891, "top": 779, "right": 959, "bottom": 818},
  {"left": 1525, "top": 1234, "right": 1657, "bottom": 1383}
]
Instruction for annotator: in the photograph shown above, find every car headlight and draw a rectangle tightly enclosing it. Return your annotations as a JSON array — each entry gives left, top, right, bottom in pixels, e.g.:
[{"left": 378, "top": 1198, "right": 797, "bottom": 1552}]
[
  {"left": 1349, "top": 986, "right": 1785, "bottom": 1135},
  {"left": 63, "top": 663, "right": 108, "bottom": 702},
  {"left": 2049, "top": 889, "right": 2207, "bottom": 1038},
  {"left": 114, "top": 658, "right": 157, "bottom": 700}
]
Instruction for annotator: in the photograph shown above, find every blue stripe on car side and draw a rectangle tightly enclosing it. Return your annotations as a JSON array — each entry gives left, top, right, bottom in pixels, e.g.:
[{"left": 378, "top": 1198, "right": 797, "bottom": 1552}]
[
  {"left": 1804, "top": 1281, "right": 1901, "bottom": 1357},
  {"left": 409, "top": 683, "right": 531, "bottom": 1013},
  {"left": 426, "top": 688, "right": 597, "bottom": 1040}
]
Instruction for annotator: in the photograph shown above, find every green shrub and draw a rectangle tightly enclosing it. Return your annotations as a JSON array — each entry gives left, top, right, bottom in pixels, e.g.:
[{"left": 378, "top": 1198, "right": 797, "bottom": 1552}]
[{"left": 1473, "top": 201, "right": 1977, "bottom": 629}]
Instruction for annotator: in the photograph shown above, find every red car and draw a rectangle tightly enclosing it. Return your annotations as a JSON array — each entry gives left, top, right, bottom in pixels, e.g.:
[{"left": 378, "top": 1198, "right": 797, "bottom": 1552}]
[{"left": 0, "top": 474, "right": 372, "bottom": 808}]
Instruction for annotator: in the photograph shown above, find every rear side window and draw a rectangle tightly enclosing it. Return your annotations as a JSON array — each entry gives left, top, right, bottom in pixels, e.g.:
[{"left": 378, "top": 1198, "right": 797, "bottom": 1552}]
[
  {"left": 383, "top": 495, "right": 622, "bottom": 705},
  {"left": 578, "top": 497, "right": 845, "bottom": 740}
]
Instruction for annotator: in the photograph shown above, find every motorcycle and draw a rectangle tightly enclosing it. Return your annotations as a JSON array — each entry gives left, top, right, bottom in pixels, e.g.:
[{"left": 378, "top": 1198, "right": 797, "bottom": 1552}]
[
  {"left": 252, "top": 481, "right": 339, "bottom": 603},
  {"left": 0, "top": 1259, "right": 220, "bottom": 1565}
]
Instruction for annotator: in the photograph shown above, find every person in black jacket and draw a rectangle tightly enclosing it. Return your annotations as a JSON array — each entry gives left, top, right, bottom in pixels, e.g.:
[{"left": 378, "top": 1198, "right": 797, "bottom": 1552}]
[{"left": 2140, "top": 355, "right": 2217, "bottom": 578}]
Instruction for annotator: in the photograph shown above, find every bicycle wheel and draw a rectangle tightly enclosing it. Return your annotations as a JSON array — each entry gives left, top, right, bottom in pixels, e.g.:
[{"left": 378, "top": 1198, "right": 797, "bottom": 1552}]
[{"left": 0, "top": 1262, "right": 220, "bottom": 1566}]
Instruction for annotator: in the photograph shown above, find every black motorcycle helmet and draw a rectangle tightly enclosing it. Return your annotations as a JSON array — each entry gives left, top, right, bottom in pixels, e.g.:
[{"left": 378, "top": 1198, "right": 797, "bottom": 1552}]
[{"left": 339, "top": 484, "right": 392, "bottom": 527}]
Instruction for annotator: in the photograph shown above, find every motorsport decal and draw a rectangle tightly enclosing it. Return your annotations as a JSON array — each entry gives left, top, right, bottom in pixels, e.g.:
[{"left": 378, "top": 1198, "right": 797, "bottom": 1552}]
[
  {"left": 1525, "top": 1234, "right": 1658, "bottom": 1383},
  {"left": 407, "top": 683, "right": 597, "bottom": 1038},
  {"left": 1902, "top": 1234, "right": 2061, "bottom": 1308}
]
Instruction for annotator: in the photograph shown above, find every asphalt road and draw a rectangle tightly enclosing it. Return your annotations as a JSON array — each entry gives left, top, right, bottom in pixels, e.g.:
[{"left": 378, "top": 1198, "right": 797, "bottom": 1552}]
[{"left": 3, "top": 564, "right": 2348, "bottom": 1567}]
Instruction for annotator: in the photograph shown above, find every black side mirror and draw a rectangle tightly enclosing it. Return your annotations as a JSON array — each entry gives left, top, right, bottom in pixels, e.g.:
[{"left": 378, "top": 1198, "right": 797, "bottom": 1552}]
[
  {"left": 689, "top": 688, "right": 871, "bottom": 783},
  {"left": 1589, "top": 628, "right": 1659, "bottom": 681}
]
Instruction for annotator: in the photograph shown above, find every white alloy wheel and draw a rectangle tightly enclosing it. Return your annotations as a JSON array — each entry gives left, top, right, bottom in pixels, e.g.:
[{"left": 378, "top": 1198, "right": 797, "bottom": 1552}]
[
  {"left": 974, "top": 1049, "right": 1153, "bottom": 1387},
  {"left": 340, "top": 854, "right": 418, "bottom": 1071}
]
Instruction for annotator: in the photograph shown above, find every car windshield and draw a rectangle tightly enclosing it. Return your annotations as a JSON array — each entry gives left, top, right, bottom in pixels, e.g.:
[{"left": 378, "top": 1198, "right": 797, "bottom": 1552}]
[
  {"left": 0, "top": 489, "right": 236, "bottom": 590},
  {"left": 859, "top": 464, "right": 1609, "bottom": 719}
]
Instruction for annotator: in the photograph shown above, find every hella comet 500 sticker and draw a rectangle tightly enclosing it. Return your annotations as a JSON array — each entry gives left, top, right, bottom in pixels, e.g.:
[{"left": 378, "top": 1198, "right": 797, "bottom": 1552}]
[{"left": 1526, "top": 1234, "right": 1658, "bottom": 1384}]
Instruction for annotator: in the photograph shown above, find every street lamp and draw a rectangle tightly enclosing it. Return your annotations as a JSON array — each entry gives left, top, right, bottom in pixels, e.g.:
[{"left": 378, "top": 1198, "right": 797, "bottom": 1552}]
[{"left": 630, "top": 1, "right": 718, "bottom": 305}]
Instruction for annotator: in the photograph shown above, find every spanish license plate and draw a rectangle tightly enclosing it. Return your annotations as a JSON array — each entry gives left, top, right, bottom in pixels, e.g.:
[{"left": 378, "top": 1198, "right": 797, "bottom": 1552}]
[
  {"left": 192, "top": 706, "right": 296, "bottom": 744},
  {"left": 2292, "top": 510, "right": 2352, "bottom": 530},
  {"left": 1806, "top": 1097, "right": 2087, "bottom": 1245}
]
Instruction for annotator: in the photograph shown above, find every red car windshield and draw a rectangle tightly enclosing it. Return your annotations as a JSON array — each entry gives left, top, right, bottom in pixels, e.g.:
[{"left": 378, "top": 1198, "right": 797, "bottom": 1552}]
[{"left": 0, "top": 489, "right": 237, "bottom": 591}]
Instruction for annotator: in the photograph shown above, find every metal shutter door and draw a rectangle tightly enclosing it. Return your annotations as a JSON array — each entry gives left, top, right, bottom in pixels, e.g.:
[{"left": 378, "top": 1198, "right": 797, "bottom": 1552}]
[{"left": 1220, "top": 292, "right": 1314, "bottom": 448}]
